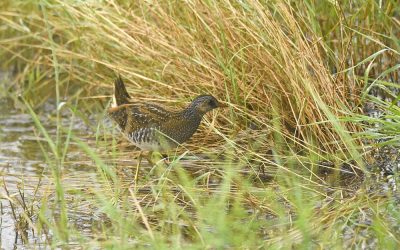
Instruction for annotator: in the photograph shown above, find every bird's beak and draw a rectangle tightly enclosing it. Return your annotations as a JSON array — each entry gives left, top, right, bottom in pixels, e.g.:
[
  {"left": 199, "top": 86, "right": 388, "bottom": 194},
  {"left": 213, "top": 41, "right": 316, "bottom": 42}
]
[{"left": 217, "top": 102, "right": 228, "bottom": 108}]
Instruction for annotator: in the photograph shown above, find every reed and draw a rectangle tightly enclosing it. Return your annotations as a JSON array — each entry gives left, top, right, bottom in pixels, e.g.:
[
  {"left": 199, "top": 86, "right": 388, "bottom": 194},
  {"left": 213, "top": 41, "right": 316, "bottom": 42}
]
[{"left": 0, "top": 0, "right": 399, "bottom": 248}]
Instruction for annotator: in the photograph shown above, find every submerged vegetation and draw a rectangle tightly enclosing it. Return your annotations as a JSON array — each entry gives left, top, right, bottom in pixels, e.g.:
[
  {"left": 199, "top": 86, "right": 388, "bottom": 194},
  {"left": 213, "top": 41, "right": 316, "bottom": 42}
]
[{"left": 0, "top": 0, "right": 399, "bottom": 248}]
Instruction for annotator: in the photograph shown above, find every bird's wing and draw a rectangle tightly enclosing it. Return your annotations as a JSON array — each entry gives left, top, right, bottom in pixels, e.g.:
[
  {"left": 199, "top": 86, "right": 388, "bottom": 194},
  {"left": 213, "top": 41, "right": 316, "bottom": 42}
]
[
  {"left": 130, "top": 103, "right": 172, "bottom": 124},
  {"left": 108, "top": 103, "right": 177, "bottom": 133}
]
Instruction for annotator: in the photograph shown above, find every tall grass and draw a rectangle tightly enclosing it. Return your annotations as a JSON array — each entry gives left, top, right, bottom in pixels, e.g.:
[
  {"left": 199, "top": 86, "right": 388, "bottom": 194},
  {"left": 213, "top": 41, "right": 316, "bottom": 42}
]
[{"left": 0, "top": 0, "right": 399, "bottom": 248}]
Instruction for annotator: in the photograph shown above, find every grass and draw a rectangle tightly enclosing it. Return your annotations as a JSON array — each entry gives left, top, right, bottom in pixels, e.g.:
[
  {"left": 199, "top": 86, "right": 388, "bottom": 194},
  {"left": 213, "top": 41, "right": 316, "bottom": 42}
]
[{"left": 0, "top": 0, "right": 399, "bottom": 248}]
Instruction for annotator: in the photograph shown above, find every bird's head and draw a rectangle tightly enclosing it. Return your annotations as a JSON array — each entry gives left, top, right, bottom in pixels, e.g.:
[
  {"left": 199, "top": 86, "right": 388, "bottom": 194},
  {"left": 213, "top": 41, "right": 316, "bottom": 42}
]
[{"left": 190, "top": 95, "right": 227, "bottom": 114}]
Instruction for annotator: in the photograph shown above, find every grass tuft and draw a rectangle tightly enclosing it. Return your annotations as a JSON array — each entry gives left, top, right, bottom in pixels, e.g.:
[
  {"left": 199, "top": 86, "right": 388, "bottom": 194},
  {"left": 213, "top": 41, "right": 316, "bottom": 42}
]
[{"left": 0, "top": 0, "right": 399, "bottom": 248}]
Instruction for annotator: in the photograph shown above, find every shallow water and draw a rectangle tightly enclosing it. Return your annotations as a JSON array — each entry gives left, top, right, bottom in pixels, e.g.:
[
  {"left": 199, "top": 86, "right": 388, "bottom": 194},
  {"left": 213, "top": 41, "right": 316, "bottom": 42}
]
[
  {"left": 0, "top": 96, "right": 47, "bottom": 248},
  {"left": 1, "top": 72, "right": 399, "bottom": 248},
  {"left": 0, "top": 77, "right": 107, "bottom": 248},
  {"left": 0, "top": 74, "right": 163, "bottom": 248}
]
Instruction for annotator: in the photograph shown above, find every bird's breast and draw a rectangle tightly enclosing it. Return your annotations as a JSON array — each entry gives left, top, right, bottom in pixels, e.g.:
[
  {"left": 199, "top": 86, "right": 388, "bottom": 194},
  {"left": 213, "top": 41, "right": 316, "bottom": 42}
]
[{"left": 126, "top": 127, "right": 175, "bottom": 151}]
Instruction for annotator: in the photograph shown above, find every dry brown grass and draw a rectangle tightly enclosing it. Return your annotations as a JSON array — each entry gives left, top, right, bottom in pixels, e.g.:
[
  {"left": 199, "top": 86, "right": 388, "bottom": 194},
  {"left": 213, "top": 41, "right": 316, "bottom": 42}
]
[
  {"left": 1, "top": 0, "right": 399, "bottom": 248},
  {"left": 1, "top": 1, "right": 366, "bottom": 159}
]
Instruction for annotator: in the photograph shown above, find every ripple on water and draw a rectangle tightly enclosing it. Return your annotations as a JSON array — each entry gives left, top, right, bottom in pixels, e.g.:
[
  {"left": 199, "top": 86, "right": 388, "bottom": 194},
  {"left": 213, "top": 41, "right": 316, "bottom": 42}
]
[
  {"left": 0, "top": 87, "right": 113, "bottom": 248},
  {"left": 0, "top": 96, "right": 52, "bottom": 247}
]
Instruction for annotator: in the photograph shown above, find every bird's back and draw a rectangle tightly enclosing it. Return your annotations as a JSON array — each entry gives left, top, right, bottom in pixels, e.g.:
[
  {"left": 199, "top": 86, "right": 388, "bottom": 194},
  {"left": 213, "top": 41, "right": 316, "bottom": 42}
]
[
  {"left": 108, "top": 76, "right": 204, "bottom": 151},
  {"left": 109, "top": 103, "right": 201, "bottom": 151}
]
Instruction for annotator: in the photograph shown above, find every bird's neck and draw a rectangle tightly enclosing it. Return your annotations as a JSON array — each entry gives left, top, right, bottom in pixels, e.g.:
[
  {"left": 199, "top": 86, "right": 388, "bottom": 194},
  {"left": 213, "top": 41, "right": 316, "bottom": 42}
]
[{"left": 181, "top": 104, "right": 204, "bottom": 120}]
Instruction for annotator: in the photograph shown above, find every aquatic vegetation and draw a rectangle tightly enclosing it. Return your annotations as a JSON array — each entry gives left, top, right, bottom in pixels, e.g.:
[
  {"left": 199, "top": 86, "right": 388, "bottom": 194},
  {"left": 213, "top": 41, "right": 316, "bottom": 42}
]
[{"left": 0, "top": 0, "right": 399, "bottom": 248}]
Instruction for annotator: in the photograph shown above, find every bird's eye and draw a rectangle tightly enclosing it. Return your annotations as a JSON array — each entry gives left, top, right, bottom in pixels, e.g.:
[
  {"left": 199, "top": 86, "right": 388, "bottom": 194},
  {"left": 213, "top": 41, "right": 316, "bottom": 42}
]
[{"left": 208, "top": 99, "right": 217, "bottom": 107}]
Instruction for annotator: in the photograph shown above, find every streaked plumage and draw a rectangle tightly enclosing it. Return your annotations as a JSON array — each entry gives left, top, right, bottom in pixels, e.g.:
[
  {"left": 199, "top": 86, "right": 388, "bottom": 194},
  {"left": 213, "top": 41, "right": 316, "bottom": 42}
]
[{"left": 108, "top": 76, "right": 226, "bottom": 152}]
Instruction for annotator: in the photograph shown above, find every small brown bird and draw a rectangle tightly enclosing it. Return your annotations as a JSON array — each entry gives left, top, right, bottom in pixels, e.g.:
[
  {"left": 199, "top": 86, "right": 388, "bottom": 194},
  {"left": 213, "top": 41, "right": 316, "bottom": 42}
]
[{"left": 108, "top": 76, "right": 226, "bottom": 181}]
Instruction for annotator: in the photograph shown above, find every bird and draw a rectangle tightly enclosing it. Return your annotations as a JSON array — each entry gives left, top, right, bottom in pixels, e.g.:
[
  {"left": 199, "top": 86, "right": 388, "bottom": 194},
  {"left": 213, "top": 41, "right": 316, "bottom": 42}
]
[{"left": 108, "top": 75, "right": 226, "bottom": 182}]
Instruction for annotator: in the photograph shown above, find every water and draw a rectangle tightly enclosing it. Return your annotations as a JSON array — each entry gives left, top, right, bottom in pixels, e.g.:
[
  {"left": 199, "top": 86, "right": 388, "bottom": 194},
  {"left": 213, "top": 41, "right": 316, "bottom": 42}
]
[
  {"left": 0, "top": 74, "right": 152, "bottom": 248},
  {"left": 1, "top": 72, "right": 398, "bottom": 249},
  {"left": 0, "top": 97, "right": 47, "bottom": 248},
  {"left": 0, "top": 76, "right": 109, "bottom": 248}
]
